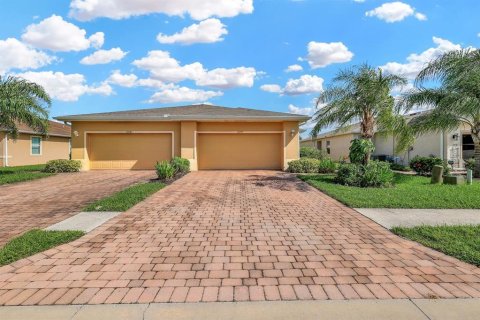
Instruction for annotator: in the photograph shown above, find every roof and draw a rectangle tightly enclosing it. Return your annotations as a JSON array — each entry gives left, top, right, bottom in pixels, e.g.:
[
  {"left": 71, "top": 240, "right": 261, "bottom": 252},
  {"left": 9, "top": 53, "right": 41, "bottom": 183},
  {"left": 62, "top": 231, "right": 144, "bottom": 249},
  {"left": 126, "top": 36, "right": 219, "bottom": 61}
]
[
  {"left": 0, "top": 120, "right": 71, "bottom": 138},
  {"left": 55, "top": 104, "right": 310, "bottom": 122}
]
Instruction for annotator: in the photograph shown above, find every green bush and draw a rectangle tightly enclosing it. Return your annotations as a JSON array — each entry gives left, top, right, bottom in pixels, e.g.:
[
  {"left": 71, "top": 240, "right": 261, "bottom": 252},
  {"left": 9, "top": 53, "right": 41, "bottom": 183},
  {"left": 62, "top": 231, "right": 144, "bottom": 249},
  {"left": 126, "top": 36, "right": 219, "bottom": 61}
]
[
  {"left": 464, "top": 158, "right": 476, "bottom": 171},
  {"left": 300, "top": 146, "right": 326, "bottom": 160},
  {"left": 318, "top": 158, "right": 337, "bottom": 173},
  {"left": 390, "top": 163, "right": 411, "bottom": 171},
  {"left": 349, "top": 139, "right": 375, "bottom": 164},
  {"left": 170, "top": 157, "right": 190, "bottom": 174},
  {"left": 288, "top": 158, "right": 321, "bottom": 173},
  {"left": 335, "top": 161, "right": 394, "bottom": 188},
  {"left": 43, "top": 159, "right": 82, "bottom": 173},
  {"left": 409, "top": 156, "right": 450, "bottom": 176},
  {"left": 155, "top": 161, "right": 175, "bottom": 180}
]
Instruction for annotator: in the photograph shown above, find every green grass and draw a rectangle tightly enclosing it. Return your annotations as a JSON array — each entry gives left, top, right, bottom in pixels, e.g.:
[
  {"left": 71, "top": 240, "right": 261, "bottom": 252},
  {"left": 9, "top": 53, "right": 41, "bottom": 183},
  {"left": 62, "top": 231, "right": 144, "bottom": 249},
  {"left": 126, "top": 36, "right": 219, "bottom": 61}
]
[
  {"left": 83, "top": 181, "right": 165, "bottom": 212},
  {"left": 0, "top": 229, "right": 85, "bottom": 266},
  {"left": 0, "top": 164, "right": 52, "bottom": 185},
  {"left": 299, "top": 173, "right": 480, "bottom": 208},
  {"left": 392, "top": 225, "right": 480, "bottom": 266}
]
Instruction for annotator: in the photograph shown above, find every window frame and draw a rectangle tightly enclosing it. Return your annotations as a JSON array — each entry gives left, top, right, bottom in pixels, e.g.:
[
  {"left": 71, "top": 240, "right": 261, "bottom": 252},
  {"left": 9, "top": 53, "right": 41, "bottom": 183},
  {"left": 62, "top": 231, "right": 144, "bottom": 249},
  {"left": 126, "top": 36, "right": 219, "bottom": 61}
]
[{"left": 31, "top": 136, "right": 42, "bottom": 156}]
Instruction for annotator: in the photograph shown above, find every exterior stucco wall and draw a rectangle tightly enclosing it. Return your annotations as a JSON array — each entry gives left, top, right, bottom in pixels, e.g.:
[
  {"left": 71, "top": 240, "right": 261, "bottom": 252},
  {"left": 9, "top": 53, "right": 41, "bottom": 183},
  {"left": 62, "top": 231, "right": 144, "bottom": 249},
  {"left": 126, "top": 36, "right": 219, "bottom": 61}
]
[
  {"left": 0, "top": 132, "right": 5, "bottom": 167},
  {"left": 4, "top": 133, "right": 70, "bottom": 166}
]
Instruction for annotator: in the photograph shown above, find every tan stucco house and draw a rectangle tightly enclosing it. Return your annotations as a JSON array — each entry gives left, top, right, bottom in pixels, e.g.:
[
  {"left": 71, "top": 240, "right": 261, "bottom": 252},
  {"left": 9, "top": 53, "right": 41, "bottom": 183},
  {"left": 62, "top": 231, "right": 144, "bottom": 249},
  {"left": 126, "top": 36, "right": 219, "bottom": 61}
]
[
  {"left": 1, "top": 120, "right": 71, "bottom": 167},
  {"left": 56, "top": 104, "right": 309, "bottom": 171}
]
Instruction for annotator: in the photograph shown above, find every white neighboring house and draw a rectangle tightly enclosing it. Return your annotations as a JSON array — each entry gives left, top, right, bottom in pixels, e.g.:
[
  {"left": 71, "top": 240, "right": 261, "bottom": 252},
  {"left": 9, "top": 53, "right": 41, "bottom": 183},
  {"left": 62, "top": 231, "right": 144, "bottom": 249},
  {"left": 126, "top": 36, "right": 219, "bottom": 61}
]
[{"left": 301, "top": 113, "right": 473, "bottom": 169}]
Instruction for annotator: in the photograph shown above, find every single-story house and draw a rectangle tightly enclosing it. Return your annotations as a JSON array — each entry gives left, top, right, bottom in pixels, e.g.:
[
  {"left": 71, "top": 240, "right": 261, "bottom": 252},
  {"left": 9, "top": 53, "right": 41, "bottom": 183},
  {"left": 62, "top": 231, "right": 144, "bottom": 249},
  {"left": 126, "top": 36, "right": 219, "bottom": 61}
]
[
  {"left": 55, "top": 104, "right": 309, "bottom": 171},
  {"left": 1, "top": 120, "right": 71, "bottom": 167},
  {"left": 301, "top": 114, "right": 471, "bottom": 169}
]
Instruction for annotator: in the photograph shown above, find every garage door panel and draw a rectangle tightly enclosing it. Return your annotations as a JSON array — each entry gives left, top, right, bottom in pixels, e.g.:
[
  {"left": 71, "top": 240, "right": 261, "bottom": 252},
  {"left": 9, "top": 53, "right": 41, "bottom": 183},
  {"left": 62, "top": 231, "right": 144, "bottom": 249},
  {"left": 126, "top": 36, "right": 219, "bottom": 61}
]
[
  {"left": 88, "top": 133, "right": 171, "bottom": 170},
  {"left": 197, "top": 133, "right": 283, "bottom": 170}
]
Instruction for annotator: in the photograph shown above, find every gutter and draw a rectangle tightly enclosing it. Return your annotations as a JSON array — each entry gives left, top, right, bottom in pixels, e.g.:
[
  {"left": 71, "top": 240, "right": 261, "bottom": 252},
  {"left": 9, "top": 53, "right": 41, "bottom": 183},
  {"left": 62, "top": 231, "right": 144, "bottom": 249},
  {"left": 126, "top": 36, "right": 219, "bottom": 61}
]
[{"left": 54, "top": 116, "right": 311, "bottom": 123}]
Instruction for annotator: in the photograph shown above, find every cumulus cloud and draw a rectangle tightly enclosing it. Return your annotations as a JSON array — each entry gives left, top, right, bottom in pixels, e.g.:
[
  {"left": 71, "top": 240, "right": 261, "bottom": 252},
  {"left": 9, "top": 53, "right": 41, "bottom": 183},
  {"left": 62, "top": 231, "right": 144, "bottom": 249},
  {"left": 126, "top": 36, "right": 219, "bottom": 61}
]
[
  {"left": 288, "top": 104, "right": 315, "bottom": 116},
  {"left": 381, "top": 37, "right": 462, "bottom": 79},
  {"left": 0, "top": 38, "right": 54, "bottom": 74},
  {"left": 147, "top": 86, "right": 223, "bottom": 103},
  {"left": 133, "top": 50, "right": 257, "bottom": 88},
  {"left": 285, "top": 64, "right": 303, "bottom": 72},
  {"left": 261, "top": 75, "right": 324, "bottom": 96},
  {"left": 17, "top": 71, "right": 113, "bottom": 101},
  {"left": 366, "top": 2, "right": 427, "bottom": 23},
  {"left": 80, "top": 48, "right": 127, "bottom": 65},
  {"left": 70, "top": 0, "right": 254, "bottom": 21},
  {"left": 106, "top": 70, "right": 138, "bottom": 87},
  {"left": 157, "top": 18, "right": 227, "bottom": 45},
  {"left": 22, "top": 15, "right": 104, "bottom": 51},
  {"left": 304, "top": 41, "right": 353, "bottom": 69}
]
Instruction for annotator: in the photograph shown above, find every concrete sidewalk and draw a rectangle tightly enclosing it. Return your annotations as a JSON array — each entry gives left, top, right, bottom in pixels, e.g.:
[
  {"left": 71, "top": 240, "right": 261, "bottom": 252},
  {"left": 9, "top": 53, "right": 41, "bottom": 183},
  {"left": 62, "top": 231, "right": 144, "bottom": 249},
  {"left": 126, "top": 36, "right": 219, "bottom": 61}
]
[
  {"left": 1, "top": 299, "right": 479, "bottom": 320},
  {"left": 355, "top": 208, "right": 480, "bottom": 229}
]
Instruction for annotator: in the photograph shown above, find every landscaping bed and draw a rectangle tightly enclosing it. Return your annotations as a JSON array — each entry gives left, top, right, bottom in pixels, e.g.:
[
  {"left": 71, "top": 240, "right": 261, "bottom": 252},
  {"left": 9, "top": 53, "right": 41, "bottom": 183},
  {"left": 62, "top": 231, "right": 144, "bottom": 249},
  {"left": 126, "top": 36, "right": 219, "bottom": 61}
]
[
  {"left": 0, "top": 164, "right": 52, "bottom": 185},
  {"left": 392, "top": 225, "right": 480, "bottom": 266},
  {"left": 299, "top": 173, "right": 480, "bottom": 209}
]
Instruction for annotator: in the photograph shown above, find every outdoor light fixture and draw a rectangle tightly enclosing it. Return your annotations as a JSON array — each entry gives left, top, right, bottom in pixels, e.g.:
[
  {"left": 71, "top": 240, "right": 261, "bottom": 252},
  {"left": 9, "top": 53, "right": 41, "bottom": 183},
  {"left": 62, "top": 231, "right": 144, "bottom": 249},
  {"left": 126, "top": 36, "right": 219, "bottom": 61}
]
[
  {"left": 452, "top": 133, "right": 459, "bottom": 141},
  {"left": 290, "top": 129, "right": 296, "bottom": 136},
  {"left": 73, "top": 131, "right": 79, "bottom": 137}
]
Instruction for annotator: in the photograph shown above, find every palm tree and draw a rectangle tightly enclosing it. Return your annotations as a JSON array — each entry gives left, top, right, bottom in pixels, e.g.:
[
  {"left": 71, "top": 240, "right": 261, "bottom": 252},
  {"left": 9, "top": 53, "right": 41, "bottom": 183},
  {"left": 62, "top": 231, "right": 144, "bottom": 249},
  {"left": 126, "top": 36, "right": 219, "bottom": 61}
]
[
  {"left": 401, "top": 49, "right": 480, "bottom": 177},
  {"left": 311, "top": 64, "right": 408, "bottom": 164},
  {"left": 0, "top": 75, "right": 51, "bottom": 138}
]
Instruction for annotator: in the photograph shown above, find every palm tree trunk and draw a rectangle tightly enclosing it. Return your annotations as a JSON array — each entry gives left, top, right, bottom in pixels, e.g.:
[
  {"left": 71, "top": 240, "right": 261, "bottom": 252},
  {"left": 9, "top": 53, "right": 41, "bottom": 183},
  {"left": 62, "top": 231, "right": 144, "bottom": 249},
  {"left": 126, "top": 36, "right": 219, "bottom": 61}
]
[{"left": 472, "top": 133, "right": 480, "bottom": 178}]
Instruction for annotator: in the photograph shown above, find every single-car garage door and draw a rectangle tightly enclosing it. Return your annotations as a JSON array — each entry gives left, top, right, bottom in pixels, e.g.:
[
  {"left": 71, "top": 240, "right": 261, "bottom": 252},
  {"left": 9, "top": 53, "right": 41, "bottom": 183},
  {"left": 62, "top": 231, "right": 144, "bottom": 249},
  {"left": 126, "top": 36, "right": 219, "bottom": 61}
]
[
  {"left": 197, "top": 133, "right": 283, "bottom": 170},
  {"left": 88, "top": 133, "right": 172, "bottom": 169}
]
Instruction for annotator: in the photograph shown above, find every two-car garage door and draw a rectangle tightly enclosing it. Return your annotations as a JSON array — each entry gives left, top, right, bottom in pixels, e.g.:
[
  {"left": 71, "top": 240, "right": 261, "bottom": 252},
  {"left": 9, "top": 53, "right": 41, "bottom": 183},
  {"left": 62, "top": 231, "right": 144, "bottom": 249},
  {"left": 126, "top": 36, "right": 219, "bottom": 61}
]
[{"left": 88, "top": 133, "right": 172, "bottom": 170}]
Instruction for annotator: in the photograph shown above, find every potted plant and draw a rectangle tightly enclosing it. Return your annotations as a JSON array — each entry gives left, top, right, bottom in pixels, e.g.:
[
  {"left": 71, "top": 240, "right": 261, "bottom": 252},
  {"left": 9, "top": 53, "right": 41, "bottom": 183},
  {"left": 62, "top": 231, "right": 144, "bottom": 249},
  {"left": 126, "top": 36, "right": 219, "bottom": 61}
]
[{"left": 465, "top": 158, "right": 475, "bottom": 185}]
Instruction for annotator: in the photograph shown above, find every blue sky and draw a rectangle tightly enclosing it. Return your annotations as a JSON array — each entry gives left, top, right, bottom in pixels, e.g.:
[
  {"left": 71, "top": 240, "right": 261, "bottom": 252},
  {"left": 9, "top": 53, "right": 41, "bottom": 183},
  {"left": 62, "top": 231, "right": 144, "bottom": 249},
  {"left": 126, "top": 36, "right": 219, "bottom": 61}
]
[{"left": 0, "top": 0, "right": 479, "bottom": 121}]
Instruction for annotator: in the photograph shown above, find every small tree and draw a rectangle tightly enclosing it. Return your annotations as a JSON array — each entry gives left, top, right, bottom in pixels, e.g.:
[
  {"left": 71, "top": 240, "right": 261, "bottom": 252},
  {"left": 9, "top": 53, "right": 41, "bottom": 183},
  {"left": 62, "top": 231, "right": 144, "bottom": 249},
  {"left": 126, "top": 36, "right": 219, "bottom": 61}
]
[
  {"left": 311, "top": 64, "right": 407, "bottom": 164},
  {"left": 0, "top": 76, "right": 50, "bottom": 138}
]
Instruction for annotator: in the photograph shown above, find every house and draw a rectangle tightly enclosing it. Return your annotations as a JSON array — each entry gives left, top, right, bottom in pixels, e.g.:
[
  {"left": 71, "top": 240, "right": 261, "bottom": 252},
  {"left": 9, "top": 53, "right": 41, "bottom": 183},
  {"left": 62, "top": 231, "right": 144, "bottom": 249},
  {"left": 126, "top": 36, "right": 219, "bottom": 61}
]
[
  {"left": 55, "top": 104, "right": 309, "bottom": 171},
  {"left": 0, "top": 120, "right": 71, "bottom": 167},
  {"left": 301, "top": 116, "right": 471, "bottom": 169}
]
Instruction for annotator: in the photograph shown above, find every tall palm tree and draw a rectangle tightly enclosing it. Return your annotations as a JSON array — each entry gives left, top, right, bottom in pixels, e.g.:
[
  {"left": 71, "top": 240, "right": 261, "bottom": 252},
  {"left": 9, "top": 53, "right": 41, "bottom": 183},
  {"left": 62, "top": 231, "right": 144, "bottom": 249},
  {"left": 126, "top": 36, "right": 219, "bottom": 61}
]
[
  {"left": 0, "top": 75, "right": 51, "bottom": 138},
  {"left": 311, "top": 64, "right": 408, "bottom": 164},
  {"left": 401, "top": 49, "right": 480, "bottom": 177}
]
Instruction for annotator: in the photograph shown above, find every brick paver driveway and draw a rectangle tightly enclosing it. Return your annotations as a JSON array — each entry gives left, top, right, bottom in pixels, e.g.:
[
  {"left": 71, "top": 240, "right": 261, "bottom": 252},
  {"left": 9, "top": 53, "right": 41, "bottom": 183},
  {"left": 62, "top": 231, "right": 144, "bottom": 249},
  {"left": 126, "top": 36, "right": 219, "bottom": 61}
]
[
  {"left": 0, "top": 171, "right": 155, "bottom": 245},
  {"left": 0, "top": 171, "right": 479, "bottom": 305}
]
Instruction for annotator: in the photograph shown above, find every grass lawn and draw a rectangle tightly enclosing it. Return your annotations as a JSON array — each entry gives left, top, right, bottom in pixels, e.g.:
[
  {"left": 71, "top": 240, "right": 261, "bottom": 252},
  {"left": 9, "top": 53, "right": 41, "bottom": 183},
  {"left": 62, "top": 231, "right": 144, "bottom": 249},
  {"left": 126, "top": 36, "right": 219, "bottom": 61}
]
[
  {"left": 299, "top": 173, "right": 480, "bottom": 208},
  {"left": 83, "top": 181, "right": 165, "bottom": 212},
  {"left": 0, "top": 164, "right": 52, "bottom": 185},
  {"left": 0, "top": 229, "right": 85, "bottom": 266},
  {"left": 392, "top": 225, "right": 480, "bottom": 266}
]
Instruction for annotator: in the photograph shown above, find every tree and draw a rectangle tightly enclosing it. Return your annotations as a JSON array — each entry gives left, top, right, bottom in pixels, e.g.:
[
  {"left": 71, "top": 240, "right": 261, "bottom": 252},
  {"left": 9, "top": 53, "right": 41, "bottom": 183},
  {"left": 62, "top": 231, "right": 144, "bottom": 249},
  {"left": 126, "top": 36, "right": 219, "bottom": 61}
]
[
  {"left": 0, "top": 75, "right": 51, "bottom": 138},
  {"left": 401, "top": 49, "right": 480, "bottom": 177},
  {"left": 311, "top": 64, "right": 408, "bottom": 164}
]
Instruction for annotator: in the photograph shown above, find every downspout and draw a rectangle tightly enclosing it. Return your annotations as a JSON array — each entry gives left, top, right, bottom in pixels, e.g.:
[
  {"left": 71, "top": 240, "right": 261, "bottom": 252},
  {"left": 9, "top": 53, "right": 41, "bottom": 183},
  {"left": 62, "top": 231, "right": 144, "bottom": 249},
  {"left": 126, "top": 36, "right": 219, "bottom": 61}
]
[
  {"left": 4, "top": 133, "right": 8, "bottom": 167},
  {"left": 440, "top": 131, "right": 444, "bottom": 161}
]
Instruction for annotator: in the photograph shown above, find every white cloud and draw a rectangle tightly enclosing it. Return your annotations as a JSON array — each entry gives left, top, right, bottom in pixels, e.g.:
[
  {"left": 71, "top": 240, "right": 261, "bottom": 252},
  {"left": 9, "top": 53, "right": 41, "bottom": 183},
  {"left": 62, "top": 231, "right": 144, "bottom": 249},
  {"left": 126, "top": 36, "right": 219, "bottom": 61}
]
[
  {"left": 157, "top": 18, "right": 227, "bottom": 45},
  {"left": 261, "top": 75, "right": 324, "bottom": 96},
  {"left": 288, "top": 104, "right": 314, "bottom": 116},
  {"left": 133, "top": 50, "right": 257, "bottom": 88},
  {"left": 0, "top": 38, "right": 54, "bottom": 74},
  {"left": 22, "top": 15, "right": 104, "bottom": 51},
  {"left": 305, "top": 41, "right": 354, "bottom": 69},
  {"left": 353, "top": 0, "right": 366, "bottom": 3},
  {"left": 17, "top": 71, "right": 113, "bottom": 101},
  {"left": 285, "top": 64, "right": 303, "bottom": 72},
  {"left": 147, "top": 86, "right": 223, "bottom": 103},
  {"left": 260, "top": 84, "right": 282, "bottom": 93},
  {"left": 365, "top": 2, "right": 427, "bottom": 23},
  {"left": 70, "top": 0, "right": 254, "bottom": 21},
  {"left": 107, "top": 70, "right": 138, "bottom": 87},
  {"left": 80, "top": 48, "right": 127, "bottom": 65},
  {"left": 381, "top": 37, "right": 462, "bottom": 79}
]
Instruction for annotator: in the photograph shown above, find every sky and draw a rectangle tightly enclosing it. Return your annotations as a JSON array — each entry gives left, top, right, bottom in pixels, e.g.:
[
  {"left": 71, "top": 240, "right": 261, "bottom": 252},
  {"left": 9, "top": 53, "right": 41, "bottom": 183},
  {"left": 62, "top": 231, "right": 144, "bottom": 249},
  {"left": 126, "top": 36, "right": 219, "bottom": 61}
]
[{"left": 0, "top": 0, "right": 479, "bottom": 127}]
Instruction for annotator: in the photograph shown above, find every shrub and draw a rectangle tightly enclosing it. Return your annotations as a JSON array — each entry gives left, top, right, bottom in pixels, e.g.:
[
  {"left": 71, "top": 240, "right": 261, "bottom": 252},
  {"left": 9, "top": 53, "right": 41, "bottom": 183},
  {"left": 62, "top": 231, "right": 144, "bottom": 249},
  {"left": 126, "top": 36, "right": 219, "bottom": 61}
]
[
  {"left": 170, "top": 157, "right": 190, "bottom": 174},
  {"left": 44, "top": 159, "right": 81, "bottom": 173},
  {"left": 409, "top": 156, "right": 450, "bottom": 176},
  {"left": 155, "top": 161, "right": 175, "bottom": 180},
  {"left": 465, "top": 158, "right": 476, "bottom": 171},
  {"left": 349, "top": 139, "right": 375, "bottom": 164},
  {"left": 390, "top": 163, "right": 411, "bottom": 172},
  {"left": 288, "top": 158, "right": 321, "bottom": 173},
  {"left": 318, "top": 158, "right": 337, "bottom": 173},
  {"left": 335, "top": 161, "right": 393, "bottom": 188},
  {"left": 300, "top": 146, "right": 326, "bottom": 160}
]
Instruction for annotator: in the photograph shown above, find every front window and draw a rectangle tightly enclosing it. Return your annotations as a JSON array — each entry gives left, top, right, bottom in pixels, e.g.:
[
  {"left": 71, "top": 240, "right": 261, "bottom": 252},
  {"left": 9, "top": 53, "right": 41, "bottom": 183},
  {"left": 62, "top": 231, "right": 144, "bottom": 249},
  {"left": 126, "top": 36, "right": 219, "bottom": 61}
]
[
  {"left": 316, "top": 140, "right": 322, "bottom": 150},
  {"left": 326, "top": 140, "right": 331, "bottom": 155},
  {"left": 31, "top": 137, "right": 41, "bottom": 155}
]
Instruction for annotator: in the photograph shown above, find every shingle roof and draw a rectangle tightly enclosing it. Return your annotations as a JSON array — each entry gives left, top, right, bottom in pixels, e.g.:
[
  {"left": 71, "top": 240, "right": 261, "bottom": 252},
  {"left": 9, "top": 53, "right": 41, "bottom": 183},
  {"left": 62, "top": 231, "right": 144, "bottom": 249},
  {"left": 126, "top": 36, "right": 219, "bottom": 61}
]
[
  {"left": 55, "top": 104, "right": 310, "bottom": 122},
  {"left": 0, "top": 120, "right": 71, "bottom": 137}
]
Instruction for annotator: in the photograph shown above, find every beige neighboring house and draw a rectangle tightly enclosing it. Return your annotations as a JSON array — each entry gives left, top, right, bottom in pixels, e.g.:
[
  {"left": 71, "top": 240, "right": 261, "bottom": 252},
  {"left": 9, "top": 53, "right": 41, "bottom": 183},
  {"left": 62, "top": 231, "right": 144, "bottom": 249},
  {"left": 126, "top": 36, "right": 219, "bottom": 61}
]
[
  {"left": 301, "top": 113, "right": 473, "bottom": 169},
  {"left": 0, "top": 120, "right": 71, "bottom": 167},
  {"left": 55, "top": 104, "right": 309, "bottom": 171}
]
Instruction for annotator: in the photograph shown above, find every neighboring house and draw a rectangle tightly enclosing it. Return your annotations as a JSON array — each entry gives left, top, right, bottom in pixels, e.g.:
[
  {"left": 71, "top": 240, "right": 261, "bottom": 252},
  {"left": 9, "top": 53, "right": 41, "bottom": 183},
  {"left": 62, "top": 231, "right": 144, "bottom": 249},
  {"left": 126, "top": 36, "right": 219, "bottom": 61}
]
[
  {"left": 0, "top": 120, "right": 71, "bottom": 167},
  {"left": 301, "top": 113, "right": 471, "bottom": 169},
  {"left": 55, "top": 104, "right": 309, "bottom": 171}
]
